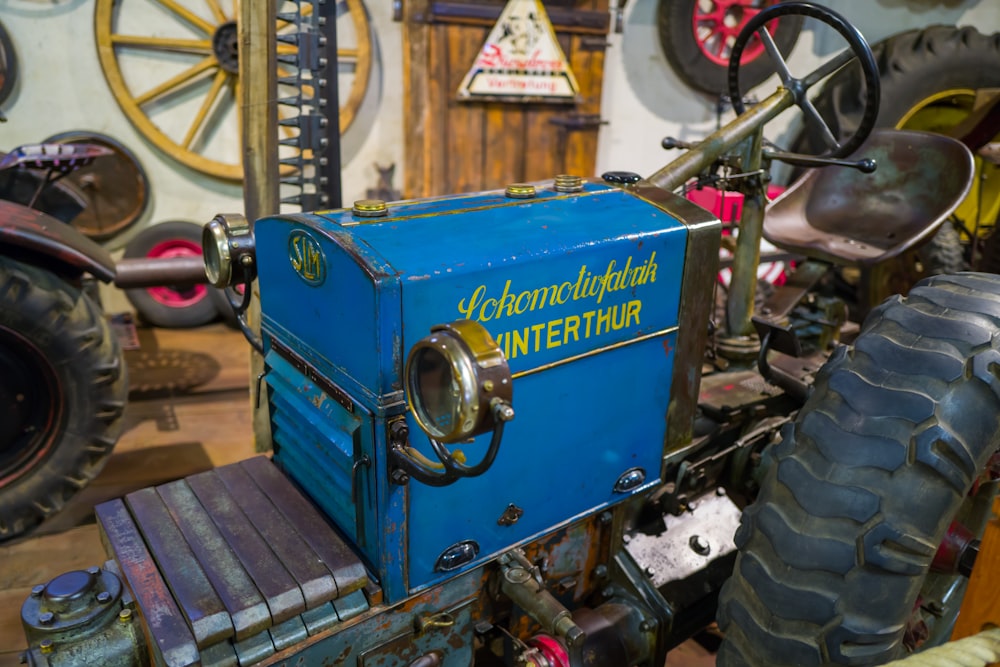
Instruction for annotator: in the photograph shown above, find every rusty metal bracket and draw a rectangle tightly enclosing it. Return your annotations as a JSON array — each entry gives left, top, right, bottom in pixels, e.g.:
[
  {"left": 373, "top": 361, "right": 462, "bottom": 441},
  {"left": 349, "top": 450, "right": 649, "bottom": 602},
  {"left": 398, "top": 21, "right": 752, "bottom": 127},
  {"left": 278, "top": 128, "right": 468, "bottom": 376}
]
[{"left": 549, "top": 113, "right": 606, "bottom": 131}]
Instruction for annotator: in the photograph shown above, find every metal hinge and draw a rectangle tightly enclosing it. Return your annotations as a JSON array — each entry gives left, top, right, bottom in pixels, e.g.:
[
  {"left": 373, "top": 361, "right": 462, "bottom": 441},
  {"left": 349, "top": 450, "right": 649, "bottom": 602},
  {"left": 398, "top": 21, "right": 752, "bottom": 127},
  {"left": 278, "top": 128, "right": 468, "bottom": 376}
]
[{"left": 549, "top": 113, "right": 607, "bottom": 131}]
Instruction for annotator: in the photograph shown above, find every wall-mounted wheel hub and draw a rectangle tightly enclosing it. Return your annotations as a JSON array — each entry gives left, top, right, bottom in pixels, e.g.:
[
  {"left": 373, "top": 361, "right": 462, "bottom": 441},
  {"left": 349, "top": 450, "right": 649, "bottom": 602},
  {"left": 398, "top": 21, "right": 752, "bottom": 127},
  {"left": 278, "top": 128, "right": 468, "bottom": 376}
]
[{"left": 212, "top": 21, "right": 239, "bottom": 74}]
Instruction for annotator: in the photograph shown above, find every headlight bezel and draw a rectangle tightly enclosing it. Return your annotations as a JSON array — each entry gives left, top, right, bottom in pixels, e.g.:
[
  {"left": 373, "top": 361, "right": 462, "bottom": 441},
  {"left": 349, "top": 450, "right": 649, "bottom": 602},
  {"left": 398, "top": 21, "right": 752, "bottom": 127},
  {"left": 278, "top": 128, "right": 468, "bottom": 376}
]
[{"left": 404, "top": 320, "right": 511, "bottom": 444}]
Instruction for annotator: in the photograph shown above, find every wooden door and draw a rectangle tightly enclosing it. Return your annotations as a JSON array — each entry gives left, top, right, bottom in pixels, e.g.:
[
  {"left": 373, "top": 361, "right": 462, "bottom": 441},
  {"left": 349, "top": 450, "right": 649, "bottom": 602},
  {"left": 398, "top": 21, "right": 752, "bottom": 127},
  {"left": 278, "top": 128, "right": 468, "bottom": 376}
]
[{"left": 403, "top": 0, "right": 611, "bottom": 198}]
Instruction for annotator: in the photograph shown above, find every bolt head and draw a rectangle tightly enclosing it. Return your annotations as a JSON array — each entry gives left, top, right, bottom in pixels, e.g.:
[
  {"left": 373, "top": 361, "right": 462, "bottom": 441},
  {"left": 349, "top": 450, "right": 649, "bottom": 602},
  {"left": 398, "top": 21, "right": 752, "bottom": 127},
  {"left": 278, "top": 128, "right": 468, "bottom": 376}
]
[
  {"left": 38, "top": 612, "right": 54, "bottom": 625},
  {"left": 30, "top": 585, "right": 44, "bottom": 597},
  {"left": 39, "top": 640, "right": 54, "bottom": 654},
  {"left": 97, "top": 591, "right": 112, "bottom": 603},
  {"left": 119, "top": 609, "right": 133, "bottom": 623},
  {"left": 689, "top": 534, "right": 711, "bottom": 556},
  {"left": 86, "top": 566, "right": 101, "bottom": 576}
]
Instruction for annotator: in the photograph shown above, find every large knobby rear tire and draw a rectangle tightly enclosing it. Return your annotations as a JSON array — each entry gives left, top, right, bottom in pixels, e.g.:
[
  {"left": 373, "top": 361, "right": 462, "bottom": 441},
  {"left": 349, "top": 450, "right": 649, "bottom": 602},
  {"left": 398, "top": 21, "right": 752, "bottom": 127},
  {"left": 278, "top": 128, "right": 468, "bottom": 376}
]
[
  {"left": 0, "top": 256, "right": 127, "bottom": 540},
  {"left": 717, "top": 272, "right": 1000, "bottom": 666}
]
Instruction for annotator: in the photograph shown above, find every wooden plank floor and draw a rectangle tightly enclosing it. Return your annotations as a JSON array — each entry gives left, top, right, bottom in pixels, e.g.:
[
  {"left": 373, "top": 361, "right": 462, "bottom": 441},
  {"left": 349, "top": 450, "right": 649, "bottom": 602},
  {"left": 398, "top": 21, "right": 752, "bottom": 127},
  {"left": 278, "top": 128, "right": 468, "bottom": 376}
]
[
  {"left": 0, "top": 323, "right": 255, "bottom": 666},
  {"left": 0, "top": 322, "right": 716, "bottom": 666}
]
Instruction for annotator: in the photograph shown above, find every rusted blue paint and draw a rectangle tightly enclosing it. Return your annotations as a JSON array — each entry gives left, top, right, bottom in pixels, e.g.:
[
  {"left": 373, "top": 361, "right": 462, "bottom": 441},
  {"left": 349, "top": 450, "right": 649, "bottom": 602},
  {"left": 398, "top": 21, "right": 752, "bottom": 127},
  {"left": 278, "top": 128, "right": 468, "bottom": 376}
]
[{"left": 254, "top": 181, "right": 690, "bottom": 602}]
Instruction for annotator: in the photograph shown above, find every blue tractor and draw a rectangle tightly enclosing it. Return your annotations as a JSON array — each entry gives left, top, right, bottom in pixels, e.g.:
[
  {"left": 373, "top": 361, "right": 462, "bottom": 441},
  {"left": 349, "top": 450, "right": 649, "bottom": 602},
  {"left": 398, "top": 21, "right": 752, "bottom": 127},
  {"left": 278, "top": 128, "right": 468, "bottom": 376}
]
[{"left": 17, "top": 4, "right": 1000, "bottom": 666}]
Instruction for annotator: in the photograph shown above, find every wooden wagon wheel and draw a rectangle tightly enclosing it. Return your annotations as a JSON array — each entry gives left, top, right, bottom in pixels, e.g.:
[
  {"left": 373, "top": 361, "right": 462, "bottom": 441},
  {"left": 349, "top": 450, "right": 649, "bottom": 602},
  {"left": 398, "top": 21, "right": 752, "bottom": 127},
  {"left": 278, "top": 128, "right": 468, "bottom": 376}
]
[{"left": 94, "top": 0, "right": 372, "bottom": 181}]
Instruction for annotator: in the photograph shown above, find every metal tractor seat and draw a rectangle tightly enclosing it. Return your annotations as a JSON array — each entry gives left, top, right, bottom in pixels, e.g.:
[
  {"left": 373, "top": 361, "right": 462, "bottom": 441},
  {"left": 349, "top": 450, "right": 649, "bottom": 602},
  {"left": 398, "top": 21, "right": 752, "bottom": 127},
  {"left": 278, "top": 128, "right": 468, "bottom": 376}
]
[{"left": 763, "top": 129, "right": 975, "bottom": 267}]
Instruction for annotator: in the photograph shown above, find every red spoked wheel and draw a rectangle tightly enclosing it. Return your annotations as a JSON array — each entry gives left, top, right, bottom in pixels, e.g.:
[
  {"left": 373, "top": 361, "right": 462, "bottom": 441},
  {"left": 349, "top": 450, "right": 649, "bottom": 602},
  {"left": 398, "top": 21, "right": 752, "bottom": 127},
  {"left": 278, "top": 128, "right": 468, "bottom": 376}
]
[
  {"left": 658, "top": 0, "right": 803, "bottom": 96},
  {"left": 123, "top": 220, "right": 218, "bottom": 328}
]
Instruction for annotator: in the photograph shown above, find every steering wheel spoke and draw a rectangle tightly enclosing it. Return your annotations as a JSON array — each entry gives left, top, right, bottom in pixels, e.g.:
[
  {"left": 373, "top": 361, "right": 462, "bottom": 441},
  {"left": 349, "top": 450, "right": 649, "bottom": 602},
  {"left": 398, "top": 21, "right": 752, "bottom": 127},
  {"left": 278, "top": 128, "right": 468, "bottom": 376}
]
[
  {"left": 802, "top": 47, "right": 856, "bottom": 88},
  {"left": 757, "top": 25, "right": 794, "bottom": 87},
  {"left": 799, "top": 95, "right": 840, "bottom": 150}
]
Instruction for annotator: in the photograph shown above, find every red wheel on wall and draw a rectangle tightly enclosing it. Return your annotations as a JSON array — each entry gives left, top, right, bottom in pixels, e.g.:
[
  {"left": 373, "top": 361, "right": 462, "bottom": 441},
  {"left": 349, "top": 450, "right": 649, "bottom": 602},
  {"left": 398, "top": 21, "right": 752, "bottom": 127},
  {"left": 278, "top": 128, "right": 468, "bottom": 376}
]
[
  {"left": 657, "top": 0, "right": 803, "bottom": 96},
  {"left": 123, "top": 220, "right": 218, "bottom": 328}
]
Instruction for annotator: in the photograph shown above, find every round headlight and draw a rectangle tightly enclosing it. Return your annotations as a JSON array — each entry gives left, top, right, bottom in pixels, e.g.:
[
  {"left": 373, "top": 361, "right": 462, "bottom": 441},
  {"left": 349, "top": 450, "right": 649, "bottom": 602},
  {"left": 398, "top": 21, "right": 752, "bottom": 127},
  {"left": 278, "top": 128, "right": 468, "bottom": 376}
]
[
  {"left": 405, "top": 320, "right": 512, "bottom": 444},
  {"left": 202, "top": 213, "right": 255, "bottom": 288}
]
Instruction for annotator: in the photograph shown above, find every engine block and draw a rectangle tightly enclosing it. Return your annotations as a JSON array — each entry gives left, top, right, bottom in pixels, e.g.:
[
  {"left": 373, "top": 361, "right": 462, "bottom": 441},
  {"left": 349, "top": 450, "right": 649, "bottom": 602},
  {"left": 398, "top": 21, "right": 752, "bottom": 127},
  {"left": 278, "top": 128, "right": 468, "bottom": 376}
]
[{"left": 254, "top": 179, "right": 718, "bottom": 602}]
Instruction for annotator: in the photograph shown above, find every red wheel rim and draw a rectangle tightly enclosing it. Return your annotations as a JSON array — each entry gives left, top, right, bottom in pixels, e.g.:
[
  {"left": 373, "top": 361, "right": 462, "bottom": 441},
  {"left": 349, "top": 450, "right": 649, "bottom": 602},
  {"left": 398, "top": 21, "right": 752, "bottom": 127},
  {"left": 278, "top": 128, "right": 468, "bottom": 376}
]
[
  {"left": 692, "top": 0, "right": 778, "bottom": 67},
  {"left": 145, "top": 239, "right": 207, "bottom": 307}
]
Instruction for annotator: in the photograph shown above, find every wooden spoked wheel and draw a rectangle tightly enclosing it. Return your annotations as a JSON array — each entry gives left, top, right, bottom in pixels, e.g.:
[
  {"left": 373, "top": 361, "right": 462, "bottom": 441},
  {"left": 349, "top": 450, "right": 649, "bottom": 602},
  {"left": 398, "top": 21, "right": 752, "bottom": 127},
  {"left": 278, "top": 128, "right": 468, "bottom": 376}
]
[{"left": 94, "top": 0, "right": 372, "bottom": 181}]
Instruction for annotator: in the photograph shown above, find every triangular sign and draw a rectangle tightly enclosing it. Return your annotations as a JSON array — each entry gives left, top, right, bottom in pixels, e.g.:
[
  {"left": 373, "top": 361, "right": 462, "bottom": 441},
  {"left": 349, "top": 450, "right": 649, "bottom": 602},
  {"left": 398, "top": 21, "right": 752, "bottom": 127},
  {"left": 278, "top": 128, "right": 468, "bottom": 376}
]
[{"left": 457, "top": 0, "right": 580, "bottom": 102}]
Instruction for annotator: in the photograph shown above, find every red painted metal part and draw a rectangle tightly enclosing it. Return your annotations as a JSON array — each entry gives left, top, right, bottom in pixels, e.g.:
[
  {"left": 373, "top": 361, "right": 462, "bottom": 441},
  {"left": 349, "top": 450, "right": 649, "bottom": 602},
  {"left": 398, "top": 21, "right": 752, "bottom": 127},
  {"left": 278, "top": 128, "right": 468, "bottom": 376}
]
[
  {"left": 693, "top": 0, "right": 780, "bottom": 66},
  {"left": 528, "top": 634, "right": 570, "bottom": 667},
  {"left": 930, "top": 521, "right": 975, "bottom": 573},
  {"left": 143, "top": 238, "right": 207, "bottom": 307},
  {"left": 0, "top": 199, "right": 115, "bottom": 281}
]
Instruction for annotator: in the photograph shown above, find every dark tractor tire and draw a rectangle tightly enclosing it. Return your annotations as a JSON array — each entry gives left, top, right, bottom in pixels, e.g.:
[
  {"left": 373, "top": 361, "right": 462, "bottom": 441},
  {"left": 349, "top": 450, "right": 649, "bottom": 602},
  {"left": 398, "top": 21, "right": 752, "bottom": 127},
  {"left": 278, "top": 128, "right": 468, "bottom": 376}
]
[
  {"left": 0, "top": 256, "right": 127, "bottom": 540},
  {"left": 920, "top": 222, "right": 967, "bottom": 276},
  {"left": 123, "top": 220, "right": 218, "bottom": 329},
  {"left": 873, "top": 224, "right": 970, "bottom": 307},
  {"left": 657, "top": 0, "right": 803, "bottom": 96},
  {"left": 979, "top": 227, "right": 1000, "bottom": 275},
  {"left": 717, "top": 272, "right": 1000, "bottom": 666},
  {"left": 792, "top": 25, "right": 1000, "bottom": 155}
]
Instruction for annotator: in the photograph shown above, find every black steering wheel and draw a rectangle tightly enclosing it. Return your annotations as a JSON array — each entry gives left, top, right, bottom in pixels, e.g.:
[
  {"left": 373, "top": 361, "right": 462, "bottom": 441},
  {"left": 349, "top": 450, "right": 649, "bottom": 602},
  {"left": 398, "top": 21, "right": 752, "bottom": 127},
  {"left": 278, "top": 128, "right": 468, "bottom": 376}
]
[{"left": 727, "top": 2, "right": 880, "bottom": 160}]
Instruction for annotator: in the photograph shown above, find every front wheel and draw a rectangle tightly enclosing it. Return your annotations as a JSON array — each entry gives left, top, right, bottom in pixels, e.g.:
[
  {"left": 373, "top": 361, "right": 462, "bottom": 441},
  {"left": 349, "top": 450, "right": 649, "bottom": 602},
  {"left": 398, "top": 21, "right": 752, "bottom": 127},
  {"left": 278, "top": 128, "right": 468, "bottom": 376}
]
[
  {"left": 0, "top": 256, "right": 127, "bottom": 540},
  {"left": 718, "top": 272, "right": 1000, "bottom": 666}
]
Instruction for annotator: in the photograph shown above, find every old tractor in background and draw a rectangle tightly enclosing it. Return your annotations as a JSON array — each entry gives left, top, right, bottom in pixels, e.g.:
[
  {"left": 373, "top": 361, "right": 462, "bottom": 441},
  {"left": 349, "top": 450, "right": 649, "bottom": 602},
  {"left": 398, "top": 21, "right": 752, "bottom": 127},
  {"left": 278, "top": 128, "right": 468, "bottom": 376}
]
[
  {"left": 0, "top": 139, "right": 213, "bottom": 541},
  {"left": 17, "top": 3, "right": 1000, "bottom": 666}
]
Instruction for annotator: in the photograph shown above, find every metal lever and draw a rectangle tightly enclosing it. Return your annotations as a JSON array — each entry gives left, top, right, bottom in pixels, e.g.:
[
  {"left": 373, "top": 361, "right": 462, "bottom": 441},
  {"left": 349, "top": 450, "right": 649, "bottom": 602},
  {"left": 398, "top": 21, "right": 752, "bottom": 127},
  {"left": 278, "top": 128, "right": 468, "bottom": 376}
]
[
  {"left": 765, "top": 150, "right": 877, "bottom": 173},
  {"left": 661, "top": 136, "right": 698, "bottom": 151}
]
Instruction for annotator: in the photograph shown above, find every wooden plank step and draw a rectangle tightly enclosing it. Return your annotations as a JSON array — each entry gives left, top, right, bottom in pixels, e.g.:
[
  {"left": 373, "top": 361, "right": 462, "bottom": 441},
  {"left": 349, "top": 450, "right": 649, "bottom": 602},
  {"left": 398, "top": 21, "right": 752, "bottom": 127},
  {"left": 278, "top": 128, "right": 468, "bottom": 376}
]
[{"left": 98, "top": 458, "right": 372, "bottom": 662}]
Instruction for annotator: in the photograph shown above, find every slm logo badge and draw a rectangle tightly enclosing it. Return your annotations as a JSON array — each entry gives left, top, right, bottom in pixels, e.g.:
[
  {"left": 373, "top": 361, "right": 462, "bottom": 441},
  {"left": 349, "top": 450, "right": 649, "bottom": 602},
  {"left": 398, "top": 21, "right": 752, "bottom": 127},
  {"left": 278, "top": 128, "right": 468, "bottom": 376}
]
[{"left": 288, "top": 229, "right": 326, "bottom": 286}]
